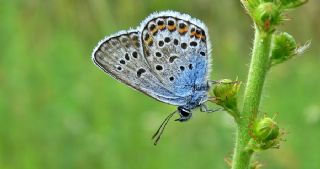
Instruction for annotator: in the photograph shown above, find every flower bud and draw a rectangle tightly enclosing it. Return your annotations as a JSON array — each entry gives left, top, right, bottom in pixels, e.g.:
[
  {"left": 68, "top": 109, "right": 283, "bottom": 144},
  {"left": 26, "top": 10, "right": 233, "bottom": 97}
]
[
  {"left": 213, "top": 79, "right": 241, "bottom": 113},
  {"left": 253, "top": 2, "right": 281, "bottom": 32},
  {"left": 213, "top": 79, "right": 240, "bottom": 102},
  {"left": 270, "top": 32, "right": 297, "bottom": 66},
  {"left": 253, "top": 117, "right": 280, "bottom": 142}
]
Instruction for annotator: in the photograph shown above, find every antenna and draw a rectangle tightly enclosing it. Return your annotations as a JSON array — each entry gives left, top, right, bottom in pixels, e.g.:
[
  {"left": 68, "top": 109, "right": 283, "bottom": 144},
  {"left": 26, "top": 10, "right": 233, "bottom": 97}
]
[{"left": 152, "top": 110, "right": 177, "bottom": 145}]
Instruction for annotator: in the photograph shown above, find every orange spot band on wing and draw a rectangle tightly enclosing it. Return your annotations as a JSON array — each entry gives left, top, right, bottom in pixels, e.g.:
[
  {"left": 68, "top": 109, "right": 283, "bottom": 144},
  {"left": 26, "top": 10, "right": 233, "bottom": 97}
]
[
  {"left": 178, "top": 27, "right": 188, "bottom": 34},
  {"left": 195, "top": 33, "right": 202, "bottom": 39},
  {"left": 167, "top": 25, "right": 176, "bottom": 31},
  {"left": 190, "top": 31, "right": 196, "bottom": 36},
  {"left": 147, "top": 39, "right": 153, "bottom": 46},
  {"left": 195, "top": 29, "right": 202, "bottom": 39},
  {"left": 144, "top": 35, "right": 153, "bottom": 46},
  {"left": 158, "top": 25, "right": 165, "bottom": 30},
  {"left": 150, "top": 28, "right": 158, "bottom": 34},
  {"left": 201, "top": 35, "right": 206, "bottom": 41}
]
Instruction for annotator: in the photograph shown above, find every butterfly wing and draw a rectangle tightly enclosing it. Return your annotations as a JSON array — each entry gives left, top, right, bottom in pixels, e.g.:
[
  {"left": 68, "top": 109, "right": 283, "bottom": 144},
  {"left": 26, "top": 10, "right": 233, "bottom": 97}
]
[
  {"left": 138, "top": 11, "right": 211, "bottom": 99},
  {"left": 92, "top": 30, "right": 188, "bottom": 105}
]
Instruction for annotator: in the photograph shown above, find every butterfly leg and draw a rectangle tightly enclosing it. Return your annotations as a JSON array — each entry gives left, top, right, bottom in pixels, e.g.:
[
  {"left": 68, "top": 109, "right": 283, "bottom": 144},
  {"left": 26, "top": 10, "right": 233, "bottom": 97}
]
[
  {"left": 200, "top": 104, "right": 223, "bottom": 113},
  {"left": 210, "top": 80, "right": 220, "bottom": 84},
  {"left": 210, "top": 80, "right": 240, "bottom": 85}
]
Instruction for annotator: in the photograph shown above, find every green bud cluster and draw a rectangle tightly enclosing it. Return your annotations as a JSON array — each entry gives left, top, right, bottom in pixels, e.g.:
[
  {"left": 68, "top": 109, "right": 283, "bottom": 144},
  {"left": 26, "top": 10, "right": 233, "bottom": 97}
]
[
  {"left": 213, "top": 79, "right": 240, "bottom": 102},
  {"left": 270, "top": 32, "right": 297, "bottom": 66},
  {"left": 213, "top": 79, "right": 241, "bottom": 121},
  {"left": 241, "top": 0, "right": 309, "bottom": 68},
  {"left": 242, "top": 0, "right": 308, "bottom": 32},
  {"left": 248, "top": 117, "right": 281, "bottom": 151},
  {"left": 233, "top": 0, "right": 309, "bottom": 167},
  {"left": 254, "top": 2, "right": 281, "bottom": 32},
  {"left": 253, "top": 117, "right": 280, "bottom": 141}
]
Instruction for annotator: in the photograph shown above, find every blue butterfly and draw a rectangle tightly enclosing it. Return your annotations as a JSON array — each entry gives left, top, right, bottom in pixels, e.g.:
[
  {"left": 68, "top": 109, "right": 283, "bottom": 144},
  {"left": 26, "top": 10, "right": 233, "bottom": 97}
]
[{"left": 92, "top": 11, "right": 216, "bottom": 144}]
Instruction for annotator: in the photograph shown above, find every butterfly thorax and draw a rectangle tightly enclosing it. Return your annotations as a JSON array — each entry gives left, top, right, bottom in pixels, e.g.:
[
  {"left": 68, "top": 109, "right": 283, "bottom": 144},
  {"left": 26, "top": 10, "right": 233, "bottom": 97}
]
[{"left": 176, "top": 82, "right": 210, "bottom": 122}]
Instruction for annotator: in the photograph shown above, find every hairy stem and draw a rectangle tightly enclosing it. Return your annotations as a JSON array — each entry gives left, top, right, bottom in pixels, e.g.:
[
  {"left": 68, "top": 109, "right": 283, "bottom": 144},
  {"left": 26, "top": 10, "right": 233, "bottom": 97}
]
[{"left": 231, "top": 26, "right": 272, "bottom": 169}]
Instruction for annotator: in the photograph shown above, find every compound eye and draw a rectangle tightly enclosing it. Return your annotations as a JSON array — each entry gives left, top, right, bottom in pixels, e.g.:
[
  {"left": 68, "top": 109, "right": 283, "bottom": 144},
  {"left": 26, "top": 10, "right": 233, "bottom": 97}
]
[
  {"left": 178, "top": 108, "right": 190, "bottom": 117},
  {"left": 176, "top": 107, "right": 192, "bottom": 122},
  {"left": 181, "top": 110, "right": 189, "bottom": 117}
]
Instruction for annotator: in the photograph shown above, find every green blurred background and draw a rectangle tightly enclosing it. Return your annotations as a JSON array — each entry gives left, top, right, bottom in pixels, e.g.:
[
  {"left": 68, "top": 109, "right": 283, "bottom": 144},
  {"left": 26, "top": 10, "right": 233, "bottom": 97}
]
[{"left": 0, "top": 0, "right": 319, "bottom": 169}]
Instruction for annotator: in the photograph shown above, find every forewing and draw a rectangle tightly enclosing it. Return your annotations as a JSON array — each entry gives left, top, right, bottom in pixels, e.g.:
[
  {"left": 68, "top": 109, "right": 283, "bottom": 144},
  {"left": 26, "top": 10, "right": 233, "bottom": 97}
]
[{"left": 92, "top": 30, "right": 187, "bottom": 105}]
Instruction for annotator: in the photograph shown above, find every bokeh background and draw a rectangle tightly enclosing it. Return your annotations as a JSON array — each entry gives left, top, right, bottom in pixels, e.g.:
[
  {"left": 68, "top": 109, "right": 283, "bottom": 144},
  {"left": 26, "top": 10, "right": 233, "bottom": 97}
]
[{"left": 0, "top": 0, "right": 319, "bottom": 169}]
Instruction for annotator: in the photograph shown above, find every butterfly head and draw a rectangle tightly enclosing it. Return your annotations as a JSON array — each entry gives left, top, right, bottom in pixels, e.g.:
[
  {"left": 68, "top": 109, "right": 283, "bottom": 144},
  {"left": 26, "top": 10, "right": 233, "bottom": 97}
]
[{"left": 176, "top": 106, "right": 192, "bottom": 122}]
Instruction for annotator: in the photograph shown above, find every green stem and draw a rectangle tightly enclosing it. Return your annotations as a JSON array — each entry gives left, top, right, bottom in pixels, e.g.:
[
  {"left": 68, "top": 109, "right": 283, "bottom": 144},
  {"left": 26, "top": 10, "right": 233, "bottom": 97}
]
[{"left": 231, "top": 26, "right": 272, "bottom": 169}]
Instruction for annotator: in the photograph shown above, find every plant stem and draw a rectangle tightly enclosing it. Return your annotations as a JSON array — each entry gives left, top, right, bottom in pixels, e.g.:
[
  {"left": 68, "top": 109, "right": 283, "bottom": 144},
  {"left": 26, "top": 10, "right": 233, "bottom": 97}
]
[{"left": 231, "top": 26, "right": 272, "bottom": 169}]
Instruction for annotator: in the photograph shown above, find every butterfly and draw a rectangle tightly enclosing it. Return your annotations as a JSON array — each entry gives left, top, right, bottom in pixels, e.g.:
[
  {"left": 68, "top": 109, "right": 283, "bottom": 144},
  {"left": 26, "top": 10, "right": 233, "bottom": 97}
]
[{"left": 92, "top": 11, "right": 217, "bottom": 145}]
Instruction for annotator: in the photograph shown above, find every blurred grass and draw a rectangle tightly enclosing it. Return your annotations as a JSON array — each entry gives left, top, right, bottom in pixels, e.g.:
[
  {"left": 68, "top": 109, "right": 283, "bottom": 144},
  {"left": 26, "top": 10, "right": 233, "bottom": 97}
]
[{"left": 0, "top": 0, "right": 319, "bottom": 169}]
